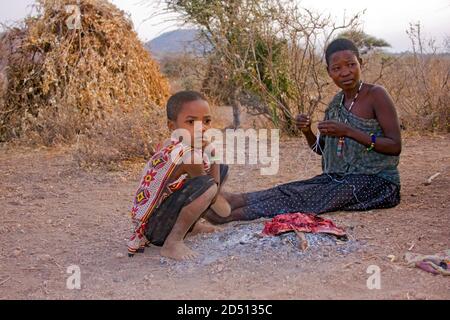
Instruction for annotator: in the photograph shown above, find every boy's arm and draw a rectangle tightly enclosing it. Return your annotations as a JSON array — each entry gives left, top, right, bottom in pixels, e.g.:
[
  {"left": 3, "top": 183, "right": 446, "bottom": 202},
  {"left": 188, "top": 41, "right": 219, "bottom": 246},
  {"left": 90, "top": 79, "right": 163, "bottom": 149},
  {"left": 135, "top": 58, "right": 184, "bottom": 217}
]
[
  {"left": 181, "top": 151, "right": 207, "bottom": 177},
  {"left": 209, "top": 163, "right": 220, "bottom": 186},
  {"left": 203, "top": 141, "right": 220, "bottom": 185},
  {"left": 181, "top": 152, "right": 220, "bottom": 203}
]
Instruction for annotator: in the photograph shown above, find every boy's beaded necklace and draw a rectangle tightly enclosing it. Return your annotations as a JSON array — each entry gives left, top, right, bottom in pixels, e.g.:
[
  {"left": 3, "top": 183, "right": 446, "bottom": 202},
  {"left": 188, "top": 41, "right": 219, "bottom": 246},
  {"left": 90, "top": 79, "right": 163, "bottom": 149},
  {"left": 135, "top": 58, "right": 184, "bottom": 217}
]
[{"left": 337, "top": 81, "right": 364, "bottom": 157}]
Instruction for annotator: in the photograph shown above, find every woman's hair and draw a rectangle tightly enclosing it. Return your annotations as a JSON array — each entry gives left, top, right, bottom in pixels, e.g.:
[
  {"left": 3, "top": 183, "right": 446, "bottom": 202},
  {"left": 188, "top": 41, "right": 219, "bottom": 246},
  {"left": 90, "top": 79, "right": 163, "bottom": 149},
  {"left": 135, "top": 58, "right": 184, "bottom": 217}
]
[
  {"left": 325, "top": 38, "right": 360, "bottom": 67},
  {"left": 166, "top": 90, "right": 207, "bottom": 121}
]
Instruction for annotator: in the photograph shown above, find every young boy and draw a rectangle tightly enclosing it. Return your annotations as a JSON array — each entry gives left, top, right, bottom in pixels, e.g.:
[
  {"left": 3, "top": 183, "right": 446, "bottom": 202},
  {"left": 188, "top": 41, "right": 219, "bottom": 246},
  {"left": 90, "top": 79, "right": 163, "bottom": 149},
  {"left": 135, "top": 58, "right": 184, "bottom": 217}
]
[{"left": 127, "top": 91, "right": 230, "bottom": 260}]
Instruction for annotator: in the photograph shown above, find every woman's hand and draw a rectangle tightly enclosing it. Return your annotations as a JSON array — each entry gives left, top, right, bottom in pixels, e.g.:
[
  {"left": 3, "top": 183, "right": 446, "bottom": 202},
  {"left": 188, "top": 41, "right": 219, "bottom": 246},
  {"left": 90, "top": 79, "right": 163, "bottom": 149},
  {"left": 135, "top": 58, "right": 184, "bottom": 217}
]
[
  {"left": 295, "top": 114, "right": 312, "bottom": 133},
  {"left": 317, "top": 120, "right": 351, "bottom": 137}
]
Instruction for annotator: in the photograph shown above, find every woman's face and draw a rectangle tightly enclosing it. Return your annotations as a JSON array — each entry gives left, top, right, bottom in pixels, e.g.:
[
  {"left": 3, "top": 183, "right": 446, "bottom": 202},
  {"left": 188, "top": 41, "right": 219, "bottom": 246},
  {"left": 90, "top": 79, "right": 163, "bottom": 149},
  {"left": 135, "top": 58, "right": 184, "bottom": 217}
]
[{"left": 327, "top": 50, "right": 362, "bottom": 90}]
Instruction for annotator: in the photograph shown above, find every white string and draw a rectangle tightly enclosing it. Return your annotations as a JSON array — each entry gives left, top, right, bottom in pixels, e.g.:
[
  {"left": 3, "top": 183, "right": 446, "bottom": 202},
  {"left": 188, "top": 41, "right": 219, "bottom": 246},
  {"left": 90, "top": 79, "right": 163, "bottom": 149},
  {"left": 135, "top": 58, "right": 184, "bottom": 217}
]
[
  {"left": 301, "top": 130, "right": 321, "bottom": 174},
  {"left": 301, "top": 130, "right": 365, "bottom": 208}
]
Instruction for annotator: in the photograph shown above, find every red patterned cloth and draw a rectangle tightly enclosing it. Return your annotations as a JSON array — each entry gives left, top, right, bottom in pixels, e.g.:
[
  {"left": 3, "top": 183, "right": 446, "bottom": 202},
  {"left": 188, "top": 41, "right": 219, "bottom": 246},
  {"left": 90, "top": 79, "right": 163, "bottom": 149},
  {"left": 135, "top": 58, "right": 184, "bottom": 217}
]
[
  {"left": 262, "top": 212, "right": 347, "bottom": 238},
  {"left": 127, "top": 139, "right": 211, "bottom": 254}
]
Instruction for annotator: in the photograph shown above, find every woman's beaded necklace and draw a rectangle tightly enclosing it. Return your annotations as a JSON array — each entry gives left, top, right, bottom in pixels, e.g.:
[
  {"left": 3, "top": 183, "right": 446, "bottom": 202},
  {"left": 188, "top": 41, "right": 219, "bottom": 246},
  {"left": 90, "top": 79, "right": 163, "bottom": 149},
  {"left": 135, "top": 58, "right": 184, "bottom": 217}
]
[{"left": 337, "top": 81, "right": 364, "bottom": 157}]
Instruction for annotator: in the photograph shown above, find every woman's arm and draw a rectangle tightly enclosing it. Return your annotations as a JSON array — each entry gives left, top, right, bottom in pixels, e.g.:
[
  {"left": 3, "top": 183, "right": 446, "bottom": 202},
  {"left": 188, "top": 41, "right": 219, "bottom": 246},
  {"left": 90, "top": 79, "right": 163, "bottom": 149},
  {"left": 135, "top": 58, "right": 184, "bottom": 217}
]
[
  {"left": 296, "top": 114, "right": 324, "bottom": 155},
  {"left": 303, "top": 129, "right": 324, "bottom": 155},
  {"left": 348, "top": 86, "right": 401, "bottom": 155},
  {"left": 317, "top": 86, "right": 402, "bottom": 156}
]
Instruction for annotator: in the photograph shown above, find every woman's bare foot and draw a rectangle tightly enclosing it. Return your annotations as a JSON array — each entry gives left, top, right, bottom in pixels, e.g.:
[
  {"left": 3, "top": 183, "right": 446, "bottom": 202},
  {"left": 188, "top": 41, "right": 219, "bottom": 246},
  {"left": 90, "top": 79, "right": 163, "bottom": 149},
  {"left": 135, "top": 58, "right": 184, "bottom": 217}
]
[
  {"left": 204, "top": 207, "right": 247, "bottom": 225},
  {"left": 160, "top": 240, "right": 198, "bottom": 260},
  {"left": 188, "top": 218, "right": 222, "bottom": 237}
]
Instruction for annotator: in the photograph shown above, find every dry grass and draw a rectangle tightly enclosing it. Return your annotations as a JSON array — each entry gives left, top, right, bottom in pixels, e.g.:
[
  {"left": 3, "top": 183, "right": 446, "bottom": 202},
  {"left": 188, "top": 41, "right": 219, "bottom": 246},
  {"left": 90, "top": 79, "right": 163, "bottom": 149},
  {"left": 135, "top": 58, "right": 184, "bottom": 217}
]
[
  {"left": 73, "top": 107, "right": 168, "bottom": 168},
  {"left": 0, "top": 0, "right": 170, "bottom": 154},
  {"left": 159, "top": 53, "right": 207, "bottom": 93},
  {"left": 0, "top": 1, "right": 447, "bottom": 168},
  {"left": 360, "top": 50, "right": 449, "bottom": 132}
]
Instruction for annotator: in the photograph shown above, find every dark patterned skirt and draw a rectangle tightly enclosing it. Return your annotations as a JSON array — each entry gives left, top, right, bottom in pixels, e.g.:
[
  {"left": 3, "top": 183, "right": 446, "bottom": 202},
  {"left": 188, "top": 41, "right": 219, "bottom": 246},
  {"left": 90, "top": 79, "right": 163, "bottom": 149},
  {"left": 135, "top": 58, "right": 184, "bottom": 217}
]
[{"left": 242, "top": 173, "right": 400, "bottom": 220}]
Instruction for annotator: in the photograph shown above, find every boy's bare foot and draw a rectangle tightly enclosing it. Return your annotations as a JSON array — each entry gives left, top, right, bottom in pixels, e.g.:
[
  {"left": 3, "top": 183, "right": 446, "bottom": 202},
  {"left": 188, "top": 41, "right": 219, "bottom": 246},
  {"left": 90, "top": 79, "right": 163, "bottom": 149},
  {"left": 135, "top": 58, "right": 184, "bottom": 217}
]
[
  {"left": 188, "top": 218, "right": 222, "bottom": 237},
  {"left": 160, "top": 240, "right": 198, "bottom": 260},
  {"left": 210, "top": 194, "right": 231, "bottom": 217}
]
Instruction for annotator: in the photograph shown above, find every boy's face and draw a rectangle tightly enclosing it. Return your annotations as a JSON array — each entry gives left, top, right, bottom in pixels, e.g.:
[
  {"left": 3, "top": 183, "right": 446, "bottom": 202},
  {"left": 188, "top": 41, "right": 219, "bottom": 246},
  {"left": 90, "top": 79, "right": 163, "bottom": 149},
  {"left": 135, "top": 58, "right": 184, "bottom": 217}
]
[
  {"left": 168, "top": 99, "right": 212, "bottom": 148},
  {"left": 327, "top": 50, "right": 362, "bottom": 91}
]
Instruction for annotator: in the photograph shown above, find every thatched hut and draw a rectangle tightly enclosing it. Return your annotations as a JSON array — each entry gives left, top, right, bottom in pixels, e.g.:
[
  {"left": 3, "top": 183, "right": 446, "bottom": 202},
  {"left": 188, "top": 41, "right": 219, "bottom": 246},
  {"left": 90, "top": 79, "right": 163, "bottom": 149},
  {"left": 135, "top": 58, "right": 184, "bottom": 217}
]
[{"left": 0, "top": 0, "right": 170, "bottom": 145}]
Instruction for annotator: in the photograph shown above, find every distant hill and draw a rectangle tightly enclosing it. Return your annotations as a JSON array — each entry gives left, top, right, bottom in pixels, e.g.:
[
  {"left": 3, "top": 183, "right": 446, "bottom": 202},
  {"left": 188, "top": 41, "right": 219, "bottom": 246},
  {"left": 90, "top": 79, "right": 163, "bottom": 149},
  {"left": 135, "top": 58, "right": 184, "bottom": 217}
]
[{"left": 145, "top": 28, "right": 211, "bottom": 59}]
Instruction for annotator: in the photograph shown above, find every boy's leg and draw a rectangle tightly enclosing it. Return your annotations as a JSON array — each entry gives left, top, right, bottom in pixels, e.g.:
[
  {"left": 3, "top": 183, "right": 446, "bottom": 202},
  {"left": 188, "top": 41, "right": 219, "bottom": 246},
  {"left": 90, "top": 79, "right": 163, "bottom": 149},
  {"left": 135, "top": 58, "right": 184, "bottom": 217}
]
[
  {"left": 204, "top": 191, "right": 247, "bottom": 224},
  {"left": 210, "top": 195, "right": 231, "bottom": 217},
  {"left": 209, "top": 164, "right": 233, "bottom": 217},
  {"left": 161, "top": 184, "right": 218, "bottom": 260}
]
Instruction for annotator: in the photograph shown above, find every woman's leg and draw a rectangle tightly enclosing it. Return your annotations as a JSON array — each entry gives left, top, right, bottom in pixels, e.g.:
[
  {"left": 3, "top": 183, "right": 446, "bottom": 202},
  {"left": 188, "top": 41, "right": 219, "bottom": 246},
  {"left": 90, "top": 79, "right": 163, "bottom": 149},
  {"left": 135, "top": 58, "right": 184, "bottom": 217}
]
[
  {"left": 222, "top": 191, "right": 247, "bottom": 210},
  {"left": 207, "top": 174, "right": 343, "bottom": 224},
  {"left": 204, "top": 174, "right": 400, "bottom": 226},
  {"left": 340, "top": 175, "right": 401, "bottom": 211}
]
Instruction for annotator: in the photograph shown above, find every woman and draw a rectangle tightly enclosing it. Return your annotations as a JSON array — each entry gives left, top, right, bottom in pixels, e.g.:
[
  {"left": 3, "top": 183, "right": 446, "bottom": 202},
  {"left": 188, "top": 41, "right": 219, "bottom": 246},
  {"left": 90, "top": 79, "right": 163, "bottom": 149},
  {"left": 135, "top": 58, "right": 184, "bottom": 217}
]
[{"left": 207, "top": 38, "right": 402, "bottom": 223}]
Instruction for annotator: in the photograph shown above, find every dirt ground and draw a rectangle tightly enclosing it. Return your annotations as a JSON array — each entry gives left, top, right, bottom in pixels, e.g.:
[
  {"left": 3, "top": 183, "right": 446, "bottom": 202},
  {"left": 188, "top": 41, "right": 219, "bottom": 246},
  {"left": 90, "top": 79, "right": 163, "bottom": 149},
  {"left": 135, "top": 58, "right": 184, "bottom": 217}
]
[{"left": 0, "top": 132, "right": 449, "bottom": 300}]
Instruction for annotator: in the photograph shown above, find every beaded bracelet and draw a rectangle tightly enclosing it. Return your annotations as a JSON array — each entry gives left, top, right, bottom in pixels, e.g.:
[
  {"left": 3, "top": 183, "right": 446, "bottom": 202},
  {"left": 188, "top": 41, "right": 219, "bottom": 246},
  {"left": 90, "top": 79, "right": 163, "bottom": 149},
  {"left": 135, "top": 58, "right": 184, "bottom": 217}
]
[{"left": 367, "top": 133, "right": 376, "bottom": 151}]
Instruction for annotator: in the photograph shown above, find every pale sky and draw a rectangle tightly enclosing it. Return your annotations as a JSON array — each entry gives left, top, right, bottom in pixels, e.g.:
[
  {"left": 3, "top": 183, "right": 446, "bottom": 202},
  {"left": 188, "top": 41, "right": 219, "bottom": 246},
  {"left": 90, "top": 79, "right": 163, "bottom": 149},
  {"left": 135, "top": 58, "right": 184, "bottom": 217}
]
[{"left": 1, "top": 0, "right": 449, "bottom": 52}]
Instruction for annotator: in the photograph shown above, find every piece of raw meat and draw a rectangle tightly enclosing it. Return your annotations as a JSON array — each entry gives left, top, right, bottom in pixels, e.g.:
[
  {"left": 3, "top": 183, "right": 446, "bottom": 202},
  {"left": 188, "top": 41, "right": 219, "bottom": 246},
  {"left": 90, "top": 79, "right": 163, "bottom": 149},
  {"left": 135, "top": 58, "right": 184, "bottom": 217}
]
[{"left": 262, "top": 212, "right": 347, "bottom": 239}]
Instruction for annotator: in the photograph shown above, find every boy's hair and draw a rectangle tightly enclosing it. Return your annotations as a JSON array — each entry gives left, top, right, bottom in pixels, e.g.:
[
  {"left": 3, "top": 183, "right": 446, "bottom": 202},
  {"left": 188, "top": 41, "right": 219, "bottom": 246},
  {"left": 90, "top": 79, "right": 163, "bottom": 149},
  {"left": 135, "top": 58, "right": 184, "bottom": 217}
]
[
  {"left": 325, "top": 38, "right": 360, "bottom": 67},
  {"left": 166, "top": 90, "right": 207, "bottom": 121}
]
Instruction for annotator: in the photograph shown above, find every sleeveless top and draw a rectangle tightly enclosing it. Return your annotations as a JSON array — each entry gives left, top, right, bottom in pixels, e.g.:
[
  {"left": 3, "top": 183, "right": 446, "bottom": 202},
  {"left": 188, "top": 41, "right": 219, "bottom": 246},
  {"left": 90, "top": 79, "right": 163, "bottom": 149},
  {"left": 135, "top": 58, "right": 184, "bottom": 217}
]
[{"left": 321, "top": 92, "right": 400, "bottom": 186}]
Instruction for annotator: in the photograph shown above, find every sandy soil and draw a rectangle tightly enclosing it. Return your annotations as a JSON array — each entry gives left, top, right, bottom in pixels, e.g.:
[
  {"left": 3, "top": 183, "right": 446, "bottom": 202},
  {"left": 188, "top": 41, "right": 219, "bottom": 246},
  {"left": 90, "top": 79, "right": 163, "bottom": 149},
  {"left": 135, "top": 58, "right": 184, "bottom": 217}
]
[{"left": 0, "top": 134, "right": 449, "bottom": 300}]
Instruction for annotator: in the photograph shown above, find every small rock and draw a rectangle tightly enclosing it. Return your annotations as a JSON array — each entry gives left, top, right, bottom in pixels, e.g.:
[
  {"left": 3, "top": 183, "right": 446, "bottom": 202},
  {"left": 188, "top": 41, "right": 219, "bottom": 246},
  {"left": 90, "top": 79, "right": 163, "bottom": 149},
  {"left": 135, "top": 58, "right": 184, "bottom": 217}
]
[
  {"left": 387, "top": 254, "right": 396, "bottom": 262},
  {"left": 115, "top": 253, "right": 124, "bottom": 258},
  {"left": 13, "top": 249, "right": 21, "bottom": 257},
  {"left": 38, "top": 254, "right": 52, "bottom": 262},
  {"left": 47, "top": 219, "right": 52, "bottom": 224},
  {"left": 143, "top": 275, "right": 154, "bottom": 282}
]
